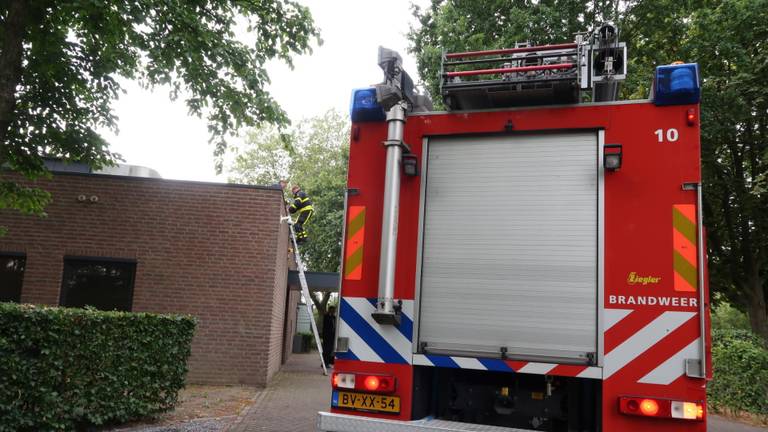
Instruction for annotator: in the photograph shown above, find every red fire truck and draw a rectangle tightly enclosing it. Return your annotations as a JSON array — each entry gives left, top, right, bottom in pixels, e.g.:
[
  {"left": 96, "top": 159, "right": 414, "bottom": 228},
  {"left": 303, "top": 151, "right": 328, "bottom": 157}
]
[{"left": 318, "top": 24, "right": 709, "bottom": 432}]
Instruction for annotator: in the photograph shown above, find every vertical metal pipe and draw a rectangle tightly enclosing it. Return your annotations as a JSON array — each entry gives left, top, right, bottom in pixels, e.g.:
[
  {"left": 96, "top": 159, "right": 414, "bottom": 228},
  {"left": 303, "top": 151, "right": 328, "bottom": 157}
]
[
  {"left": 377, "top": 104, "right": 406, "bottom": 318},
  {"left": 683, "top": 181, "right": 707, "bottom": 378},
  {"left": 332, "top": 188, "right": 350, "bottom": 351},
  {"left": 696, "top": 183, "right": 706, "bottom": 378}
]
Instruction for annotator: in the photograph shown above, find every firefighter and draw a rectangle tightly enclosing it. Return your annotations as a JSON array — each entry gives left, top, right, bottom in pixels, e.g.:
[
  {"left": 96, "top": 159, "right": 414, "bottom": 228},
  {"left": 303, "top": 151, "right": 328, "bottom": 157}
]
[
  {"left": 288, "top": 184, "right": 314, "bottom": 244},
  {"left": 322, "top": 305, "right": 336, "bottom": 366}
]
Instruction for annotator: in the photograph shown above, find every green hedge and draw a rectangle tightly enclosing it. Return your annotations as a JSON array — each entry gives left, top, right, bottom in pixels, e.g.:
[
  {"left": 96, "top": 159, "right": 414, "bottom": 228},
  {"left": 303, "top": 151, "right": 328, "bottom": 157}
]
[
  {"left": 0, "top": 303, "right": 196, "bottom": 431},
  {"left": 708, "top": 328, "right": 768, "bottom": 416}
]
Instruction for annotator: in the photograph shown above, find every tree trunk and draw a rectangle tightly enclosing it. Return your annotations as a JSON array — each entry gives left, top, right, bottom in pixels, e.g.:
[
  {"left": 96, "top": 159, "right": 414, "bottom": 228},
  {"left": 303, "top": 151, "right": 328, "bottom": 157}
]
[
  {"left": 745, "top": 269, "right": 768, "bottom": 344},
  {"left": 0, "top": 0, "right": 28, "bottom": 144}
]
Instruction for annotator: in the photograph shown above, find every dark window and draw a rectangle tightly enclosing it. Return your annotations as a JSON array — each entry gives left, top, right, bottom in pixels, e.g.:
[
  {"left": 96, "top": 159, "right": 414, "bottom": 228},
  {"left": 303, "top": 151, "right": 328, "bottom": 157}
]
[
  {"left": 0, "top": 254, "right": 26, "bottom": 302},
  {"left": 60, "top": 258, "right": 136, "bottom": 311}
]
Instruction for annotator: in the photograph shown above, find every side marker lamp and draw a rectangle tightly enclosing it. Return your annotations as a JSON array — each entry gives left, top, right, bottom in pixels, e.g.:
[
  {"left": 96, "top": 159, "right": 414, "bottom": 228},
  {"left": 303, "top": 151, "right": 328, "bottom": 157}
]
[
  {"left": 686, "top": 108, "right": 697, "bottom": 126},
  {"left": 604, "top": 144, "right": 623, "bottom": 170},
  {"left": 402, "top": 154, "right": 419, "bottom": 176},
  {"left": 350, "top": 88, "right": 386, "bottom": 122},
  {"left": 653, "top": 63, "right": 701, "bottom": 106}
]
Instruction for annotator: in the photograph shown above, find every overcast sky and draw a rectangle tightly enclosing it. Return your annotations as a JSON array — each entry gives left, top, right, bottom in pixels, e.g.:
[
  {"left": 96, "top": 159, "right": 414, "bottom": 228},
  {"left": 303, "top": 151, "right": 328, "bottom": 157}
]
[{"left": 98, "top": 0, "right": 427, "bottom": 183}]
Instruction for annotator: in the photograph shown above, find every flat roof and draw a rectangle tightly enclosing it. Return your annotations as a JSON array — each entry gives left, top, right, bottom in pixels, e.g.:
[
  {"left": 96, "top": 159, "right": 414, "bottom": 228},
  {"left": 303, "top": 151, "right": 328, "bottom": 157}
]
[
  {"left": 0, "top": 166, "right": 281, "bottom": 192},
  {"left": 48, "top": 170, "right": 282, "bottom": 191},
  {"left": 288, "top": 271, "right": 339, "bottom": 292}
]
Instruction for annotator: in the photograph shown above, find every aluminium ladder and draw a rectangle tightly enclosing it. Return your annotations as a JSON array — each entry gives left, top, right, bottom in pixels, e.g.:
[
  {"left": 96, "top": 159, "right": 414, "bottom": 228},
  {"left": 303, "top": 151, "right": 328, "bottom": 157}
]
[{"left": 282, "top": 207, "right": 328, "bottom": 375}]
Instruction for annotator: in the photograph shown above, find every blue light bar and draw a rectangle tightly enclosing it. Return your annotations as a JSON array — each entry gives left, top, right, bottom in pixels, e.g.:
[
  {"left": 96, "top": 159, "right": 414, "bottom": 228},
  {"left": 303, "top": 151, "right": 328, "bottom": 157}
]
[
  {"left": 350, "top": 88, "right": 385, "bottom": 122},
  {"left": 653, "top": 63, "right": 701, "bottom": 106}
]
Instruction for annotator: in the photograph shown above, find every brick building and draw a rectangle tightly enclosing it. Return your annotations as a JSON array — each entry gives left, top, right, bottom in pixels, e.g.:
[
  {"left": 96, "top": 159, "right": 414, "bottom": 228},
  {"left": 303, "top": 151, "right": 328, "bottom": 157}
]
[{"left": 0, "top": 167, "right": 300, "bottom": 386}]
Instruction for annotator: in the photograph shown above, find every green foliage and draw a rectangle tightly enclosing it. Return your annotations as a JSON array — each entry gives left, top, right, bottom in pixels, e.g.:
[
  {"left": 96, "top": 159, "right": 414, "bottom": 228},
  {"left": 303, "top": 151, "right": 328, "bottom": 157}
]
[
  {"left": 0, "top": 180, "right": 52, "bottom": 235},
  {"left": 712, "top": 295, "right": 751, "bottom": 332},
  {"left": 709, "top": 328, "right": 768, "bottom": 416},
  {"left": 710, "top": 299, "right": 768, "bottom": 415},
  {"left": 0, "top": 0, "right": 320, "bottom": 218},
  {"left": 0, "top": 180, "right": 51, "bottom": 216},
  {"left": 229, "top": 109, "right": 349, "bottom": 274},
  {"left": 300, "top": 332, "right": 317, "bottom": 350},
  {"left": 0, "top": 303, "right": 197, "bottom": 431}
]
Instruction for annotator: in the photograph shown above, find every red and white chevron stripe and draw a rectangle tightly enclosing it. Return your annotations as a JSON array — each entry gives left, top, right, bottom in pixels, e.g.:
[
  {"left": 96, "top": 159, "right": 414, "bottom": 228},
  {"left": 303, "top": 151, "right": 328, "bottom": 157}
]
[
  {"left": 603, "top": 308, "right": 699, "bottom": 383},
  {"left": 411, "top": 307, "right": 699, "bottom": 384}
]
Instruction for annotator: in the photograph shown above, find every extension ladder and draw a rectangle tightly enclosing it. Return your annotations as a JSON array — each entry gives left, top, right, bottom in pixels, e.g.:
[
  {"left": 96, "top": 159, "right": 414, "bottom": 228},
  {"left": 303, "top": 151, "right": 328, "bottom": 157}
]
[{"left": 282, "top": 209, "right": 328, "bottom": 375}]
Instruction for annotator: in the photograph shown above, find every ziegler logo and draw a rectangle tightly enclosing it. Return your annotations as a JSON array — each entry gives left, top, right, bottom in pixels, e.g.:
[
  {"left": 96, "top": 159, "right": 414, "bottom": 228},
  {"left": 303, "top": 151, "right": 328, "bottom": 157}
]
[{"left": 627, "top": 272, "right": 662, "bottom": 285}]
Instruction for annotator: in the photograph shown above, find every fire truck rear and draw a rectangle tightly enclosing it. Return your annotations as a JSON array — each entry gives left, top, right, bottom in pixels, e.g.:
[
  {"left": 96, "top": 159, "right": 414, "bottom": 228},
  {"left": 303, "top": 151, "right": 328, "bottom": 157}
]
[{"left": 318, "top": 24, "right": 710, "bottom": 432}]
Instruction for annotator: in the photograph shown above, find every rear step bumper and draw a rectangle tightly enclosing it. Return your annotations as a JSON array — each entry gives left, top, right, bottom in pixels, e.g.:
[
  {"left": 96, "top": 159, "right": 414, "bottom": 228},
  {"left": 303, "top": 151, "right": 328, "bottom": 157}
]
[{"left": 317, "top": 412, "right": 536, "bottom": 432}]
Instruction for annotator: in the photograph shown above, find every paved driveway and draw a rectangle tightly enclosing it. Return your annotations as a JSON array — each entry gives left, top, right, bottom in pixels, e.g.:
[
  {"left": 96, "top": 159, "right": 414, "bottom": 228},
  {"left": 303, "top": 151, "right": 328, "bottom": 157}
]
[
  {"left": 228, "top": 353, "right": 329, "bottom": 432},
  {"left": 709, "top": 415, "right": 767, "bottom": 432},
  {"left": 225, "top": 354, "right": 766, "bottom": 432}
]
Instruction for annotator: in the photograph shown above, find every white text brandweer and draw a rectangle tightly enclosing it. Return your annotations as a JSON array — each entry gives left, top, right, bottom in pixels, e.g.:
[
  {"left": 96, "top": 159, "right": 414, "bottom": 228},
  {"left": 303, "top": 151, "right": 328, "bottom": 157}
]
[{"left": 608, "top": 295, "right": 697, "bottom": 307}]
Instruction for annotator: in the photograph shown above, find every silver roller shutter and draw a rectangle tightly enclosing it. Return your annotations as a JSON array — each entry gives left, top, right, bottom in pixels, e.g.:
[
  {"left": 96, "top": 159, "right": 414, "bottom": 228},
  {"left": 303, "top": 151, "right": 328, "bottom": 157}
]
[{"left": 417, "top": 132, "right": 598, "bottom": 364}]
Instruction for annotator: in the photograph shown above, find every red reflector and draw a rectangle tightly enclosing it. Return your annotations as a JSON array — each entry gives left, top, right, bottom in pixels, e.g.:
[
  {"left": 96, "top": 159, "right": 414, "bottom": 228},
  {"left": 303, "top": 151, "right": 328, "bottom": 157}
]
[
  {"left": 686, "top": 108, "right": 696, "bottom": 126},
  {"left": 363, "top": 375, "right": 380, "bottom": 391},
  {"left": 640, "top": 399, "right": 660, "bottom": 416},
  {"left": 378, "top": 377, "right": 393, "bottom": 392},
  {"left": 627, "top": 399, "right": 639, "bottom": 412}
]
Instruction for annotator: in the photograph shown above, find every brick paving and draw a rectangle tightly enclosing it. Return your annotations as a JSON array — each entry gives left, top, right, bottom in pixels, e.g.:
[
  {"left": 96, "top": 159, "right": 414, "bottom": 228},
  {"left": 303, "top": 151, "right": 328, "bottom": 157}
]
[{"left": 228, "top": 352, "right": 330, "bottom": 432}]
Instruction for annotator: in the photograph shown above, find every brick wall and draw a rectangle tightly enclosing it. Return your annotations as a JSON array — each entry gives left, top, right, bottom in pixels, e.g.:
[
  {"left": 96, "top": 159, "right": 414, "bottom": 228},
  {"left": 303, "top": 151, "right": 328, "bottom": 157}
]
[
  {"left": 266, "top": 203, "right": 290, "bottom": 382},
  {"left": 282, "top": 288, "right": 301, "bottom": 364},
  {"left": 0, "top": 172, "right": 290, "bottom": 386}
]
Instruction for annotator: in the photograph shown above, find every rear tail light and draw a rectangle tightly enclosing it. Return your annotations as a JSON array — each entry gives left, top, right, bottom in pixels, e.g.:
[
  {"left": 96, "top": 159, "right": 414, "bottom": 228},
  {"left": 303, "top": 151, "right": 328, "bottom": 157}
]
[
  {"left": 331, "top": 372, "right": 396, "bottom": 394},
  {"left": 366, "top": 375, "right": 395, "bottom": 392},
  {"left": 363, "top": 375, "right": 380, "bottom": 391},
  {"left": 619, "top": 397, "right": 704, "bottom": 421},
  {"left": 639, "top": 399, "right": 660, "bottom": 416}
]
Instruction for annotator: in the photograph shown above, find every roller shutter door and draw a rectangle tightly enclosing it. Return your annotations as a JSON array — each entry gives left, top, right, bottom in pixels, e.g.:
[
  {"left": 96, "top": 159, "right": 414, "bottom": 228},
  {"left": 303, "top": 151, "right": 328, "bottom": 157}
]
[{"left": 417, "top": 132, "right": 598, "bottom": 363}]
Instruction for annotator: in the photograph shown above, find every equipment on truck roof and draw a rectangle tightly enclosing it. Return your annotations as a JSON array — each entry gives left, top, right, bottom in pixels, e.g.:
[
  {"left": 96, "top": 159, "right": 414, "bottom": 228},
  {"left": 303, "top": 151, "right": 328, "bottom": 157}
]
[{"left": 440, "top": 23, "right": 626, "bottom": 110}]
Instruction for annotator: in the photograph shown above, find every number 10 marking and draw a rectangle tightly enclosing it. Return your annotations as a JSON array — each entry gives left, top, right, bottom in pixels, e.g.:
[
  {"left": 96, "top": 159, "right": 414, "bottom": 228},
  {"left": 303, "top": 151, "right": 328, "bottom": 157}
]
[{"left": 655, "top": 128, "right": 679, "bottom": 142}]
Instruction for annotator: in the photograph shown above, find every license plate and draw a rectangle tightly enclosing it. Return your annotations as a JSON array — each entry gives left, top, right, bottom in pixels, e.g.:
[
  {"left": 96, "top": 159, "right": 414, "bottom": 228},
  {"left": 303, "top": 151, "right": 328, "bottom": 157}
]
[{"left": 332, "top": 390, "right": 400, "bottom": 414}]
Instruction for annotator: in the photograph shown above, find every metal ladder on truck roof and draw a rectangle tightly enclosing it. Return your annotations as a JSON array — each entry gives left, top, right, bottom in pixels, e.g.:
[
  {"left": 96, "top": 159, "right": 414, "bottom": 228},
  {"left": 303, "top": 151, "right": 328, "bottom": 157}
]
[{"left": 282, "top": 206, "right": 328, "bottom": 376}]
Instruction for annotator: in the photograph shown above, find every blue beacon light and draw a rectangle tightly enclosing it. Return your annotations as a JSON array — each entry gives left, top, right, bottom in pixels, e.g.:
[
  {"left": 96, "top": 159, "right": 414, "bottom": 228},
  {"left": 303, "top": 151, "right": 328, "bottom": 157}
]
[
  {"left": 653, "top": 63, "right": 701, "bottom": 106},
  {"left": 350, "top": 88, "right": 386, "bottom": 122}
]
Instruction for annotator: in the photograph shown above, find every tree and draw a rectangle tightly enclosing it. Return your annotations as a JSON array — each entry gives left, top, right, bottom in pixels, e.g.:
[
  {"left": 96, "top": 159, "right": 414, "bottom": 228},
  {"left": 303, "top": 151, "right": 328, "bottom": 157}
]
[
  {"left": 685, "top": 0, "right": 768, "bottom": 342},
  {"left": 0, "top": 0, "right": 319, "bottom": 223},
  {"left": 408, "top": 0, "right": 768, "bottom": 342},
  {"left": 621, "top": 0, "right": 768, "bottom": 342},
  {"left": 229, "top": 109, "right": 349, "bottom": 316}
]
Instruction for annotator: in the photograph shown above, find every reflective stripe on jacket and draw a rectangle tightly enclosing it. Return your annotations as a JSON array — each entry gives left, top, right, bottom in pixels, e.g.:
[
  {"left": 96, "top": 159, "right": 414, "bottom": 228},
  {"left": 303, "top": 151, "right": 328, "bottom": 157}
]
[{"left": 289, "top": 191, "right": 314, "bottom": 214}]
